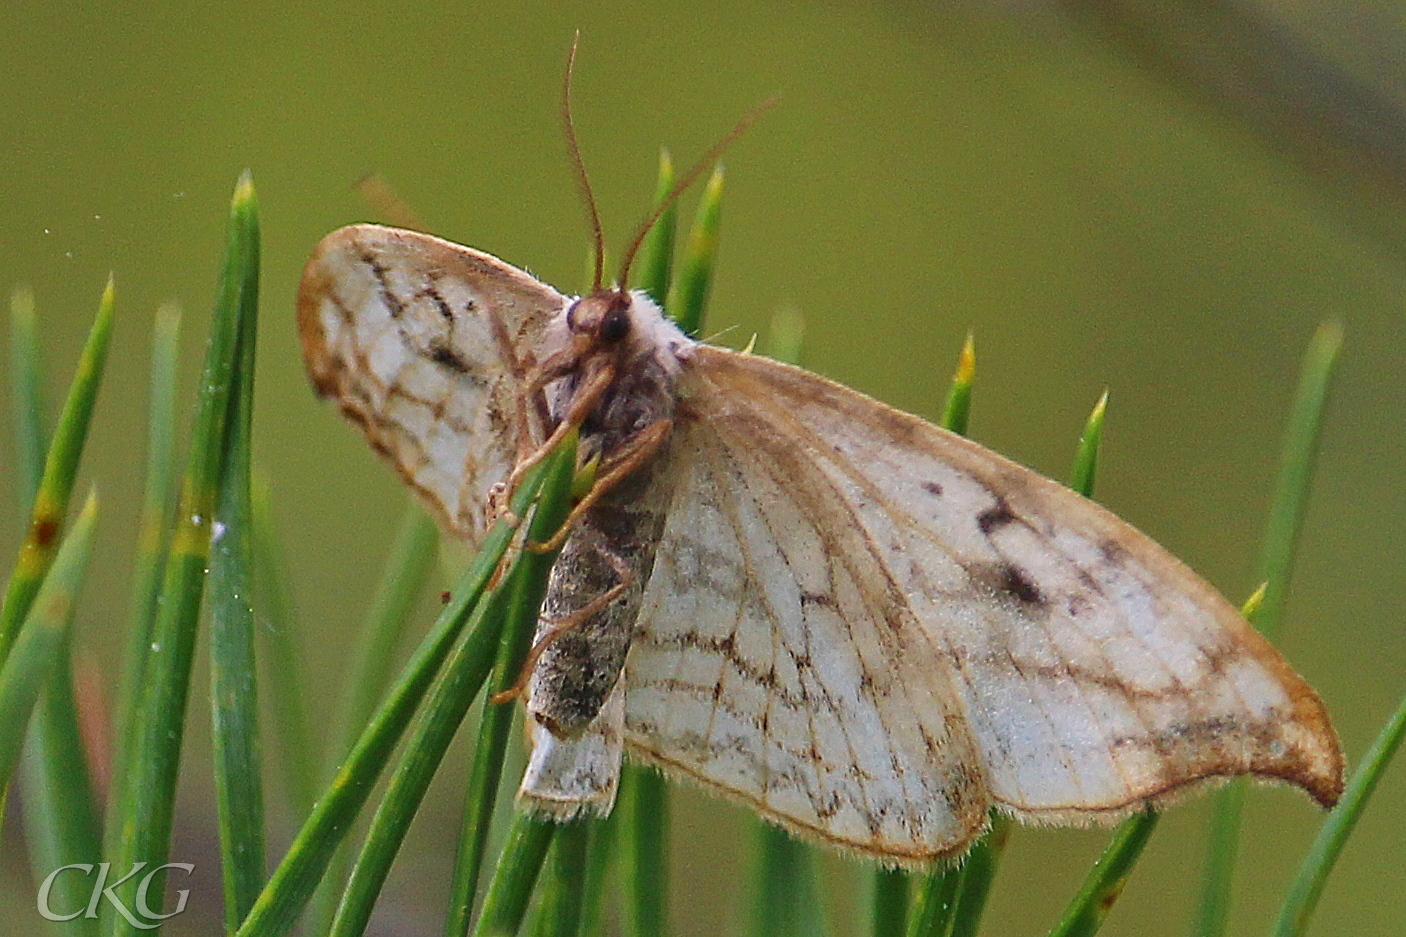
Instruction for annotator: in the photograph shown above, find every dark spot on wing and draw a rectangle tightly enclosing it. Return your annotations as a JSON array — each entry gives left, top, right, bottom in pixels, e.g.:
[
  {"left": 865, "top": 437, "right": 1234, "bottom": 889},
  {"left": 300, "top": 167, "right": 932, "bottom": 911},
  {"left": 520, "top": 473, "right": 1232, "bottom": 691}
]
[
  {"left": 977, "top": 495, "right": 1017, "bottom": 534},
  {"left": 921, "top": 480, "right": 943, "bottom": 496},
  {"left": 974, "top": 561, "right": 1047, "bottom": 609},
  {"left": 428, "top": 339, "right": 471, "bottom": 374}
]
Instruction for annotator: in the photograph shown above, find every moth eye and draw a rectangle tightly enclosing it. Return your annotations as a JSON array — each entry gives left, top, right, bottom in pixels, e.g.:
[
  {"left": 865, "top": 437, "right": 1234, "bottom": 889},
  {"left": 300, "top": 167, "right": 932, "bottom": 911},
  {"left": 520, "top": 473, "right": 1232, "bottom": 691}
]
[{"left": 601, "top": 305, "right": 630, "bottom": 343}]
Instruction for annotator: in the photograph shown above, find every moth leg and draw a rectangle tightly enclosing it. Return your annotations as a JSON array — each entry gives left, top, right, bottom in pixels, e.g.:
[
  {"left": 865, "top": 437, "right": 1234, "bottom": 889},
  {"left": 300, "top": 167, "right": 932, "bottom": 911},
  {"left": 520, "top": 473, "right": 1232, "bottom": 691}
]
[
  {"left": 526, "top": 418, "right": 673, "bottom": 555},
  {"left": 492, "top": 358, "right": 617, "bottom": 522},
  {"left": 490, "top": 542, "right": 634, "bottom": 705}
]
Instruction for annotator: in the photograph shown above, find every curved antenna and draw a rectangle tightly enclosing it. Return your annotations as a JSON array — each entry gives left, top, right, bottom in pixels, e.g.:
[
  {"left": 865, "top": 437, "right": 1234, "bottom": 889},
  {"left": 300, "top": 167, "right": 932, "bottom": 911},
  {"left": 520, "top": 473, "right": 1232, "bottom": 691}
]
[
  {"left": 563, "top": 32, "right": 606, "bottom": 292},
  {"left": 616, "top": 95, "right": 779, "bottom": 290}
]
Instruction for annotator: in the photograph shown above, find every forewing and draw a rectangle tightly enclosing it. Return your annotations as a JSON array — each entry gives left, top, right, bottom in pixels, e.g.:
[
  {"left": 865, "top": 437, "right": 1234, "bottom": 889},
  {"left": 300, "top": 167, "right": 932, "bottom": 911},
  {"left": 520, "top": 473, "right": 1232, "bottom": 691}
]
[
  {"left": 298, "top": 224, "right": 567, "bottom": 543},
  {"left": 663, "top": 346, "right": 1342, "bottom": 828},
  {"left": 622, "top": 408, "right": 991, "bottom": 861}
]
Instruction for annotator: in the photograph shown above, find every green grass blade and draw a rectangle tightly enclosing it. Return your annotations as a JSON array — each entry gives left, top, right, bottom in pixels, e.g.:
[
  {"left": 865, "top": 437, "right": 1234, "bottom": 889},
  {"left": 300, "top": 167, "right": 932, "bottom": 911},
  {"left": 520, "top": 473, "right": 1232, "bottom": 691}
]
[
  {"left": 303, "top": 501, "right": 439, "bottom": 937},
  {"left": 1274, "top": 687, "right": 1406, "bottom": 936},
  {"left": 664, "top": 165, "right": 723, "bottom": 337},
  {"left": 4, "top": 283, "right": 112, "bottom": 937},
  {"left": 1069, "top": 390, "right": 1108, "bottom": 498},
  {"left": 249, "top": 480, "right": 320, "bottom": 819},
  {"left": 0, "top": 278, "right": 114, "bottom": 667},
  {"left": 890, "top": 336, "right": 981, "bottom": 937},
  {"left": 20, "top": 638, "right": 103, "bottom": 937},
  {"left": 751, "top": 824, "right": 826, "bottom": 937},
  {"left": 334, "top": 504, "right": 442, "bottom": 773},
  {"left": 234, "top": 460, "right": 553, "bottom": 937},
  {"left": 1193, "top": 321, "right": 1343, "bottom": 937},
  {"left": 536, "top": 819, "right": 590, "bottom": 937},
  {"left": 1035, "top": 392, "right": 1165, "bottom": 937},
  {"left": 906, "top": 862, "right": 962, "bottom": 937},
  {"left": 578, "top": 815, "right": 618, "bottom": 937},
  {"left": 8, "top": 286, "right": 45, "bottom": 510},
  {"left": 332, "top": 437, "right": 576, "bottom": 937},
  {"left": 102, "top": 175, "right": 258, "bottom": 937},
  {"left": 472, "top": 814, "right": 556, "bottom": 937},
  {"left": 1254, "top": 321, "right": 1344, "bottom": 641},
  {"left": 0, "top": 491, "right": 97, "bottom": 809},
  {"left": 0, "top": 490, "right": 99, "bottom": 937},
  {"left": 637, "top": 149, "right": 678, "bottom": 307},
  {"left": 445, "top": 436, "right": 578, "bottom": 937},
  {"left": 942, "top": 816, "right": 1011, "bottom": 937},
  {"left": 1045, "top": 810, "right": 1160, "bottom": 937},
  {"left": 940, "top": 334, "right": 976, "bottom": 438},
  {"left": 209, "top": 190, "right": 265, "bottom": 930},
  {"left": 8, "top": 288, "right": 105, "bottom": 937},
  {"left": 613, "top": 157, "right": 728, "bottom": 937},
  {"left": 109, "top": 302, "right": 181, "bottom": 820},
  {"left": 745, "top": 310, "right": 827, "bottom": 937},
  {"left": 618, "top": 766, "right": 669, "bottom": 937},
  {"left": 871, "top": 868, "right": 910, "bottom": 937}
]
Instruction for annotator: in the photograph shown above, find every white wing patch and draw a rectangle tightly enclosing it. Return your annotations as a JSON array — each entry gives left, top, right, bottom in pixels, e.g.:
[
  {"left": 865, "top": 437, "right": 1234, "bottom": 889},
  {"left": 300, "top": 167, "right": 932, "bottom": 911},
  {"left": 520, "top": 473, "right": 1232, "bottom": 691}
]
[
  {"left": 618, "top": 346, "right": 1340, "bottom": 860},
  {"left": 298, "top": 224, "right": 568, "bottom": 544},
  {"left": 623, "top": 416, "right": 989, "bottom": 859}
]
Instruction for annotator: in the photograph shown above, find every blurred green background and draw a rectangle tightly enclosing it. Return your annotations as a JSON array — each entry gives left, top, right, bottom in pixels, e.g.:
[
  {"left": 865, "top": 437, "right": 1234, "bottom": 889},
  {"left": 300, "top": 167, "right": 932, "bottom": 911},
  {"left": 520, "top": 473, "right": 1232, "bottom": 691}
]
[{"left": 2, "top": 1, "right": 1403, "bottom": 934}]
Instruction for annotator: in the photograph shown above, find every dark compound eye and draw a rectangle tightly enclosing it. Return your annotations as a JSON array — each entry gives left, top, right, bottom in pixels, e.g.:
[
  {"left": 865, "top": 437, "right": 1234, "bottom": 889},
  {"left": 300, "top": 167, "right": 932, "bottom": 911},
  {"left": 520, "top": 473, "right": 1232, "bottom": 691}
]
[{"left": 600, "top": 303, "right": 630, "bottom": 343}]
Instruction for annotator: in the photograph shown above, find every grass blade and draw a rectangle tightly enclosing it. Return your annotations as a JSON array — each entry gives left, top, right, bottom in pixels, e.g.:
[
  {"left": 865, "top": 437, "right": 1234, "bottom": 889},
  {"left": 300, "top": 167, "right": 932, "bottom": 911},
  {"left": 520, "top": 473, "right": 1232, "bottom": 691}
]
[
  {"left": 1045, "top": 810, "right": 1159, "bottom": 937},
  {"left": 906, "top": 862, "right": 962, "bottom": 937},
  {"left": 8, "top": 286, "right": 45, "bottom": 510},
  {"left": 751, "top": 824, "right": 826, "bottom": 937},
  {"left": 941, "top": 817, "right": 1011, "bottom": 937},
  {"left": 871, "top": 868, "right": 909, "bottom": 937},
  {"left": 109, "top": 303, "right": 181, "bottom": 814},
  {"left": 209, "top": 188, "right": 265, "bottom": 929},
  {"left": 940, "top": 334, "right": 976, "bottom": 438},
  {"left": 5, "top": 494, "right": 103, "bottom": 934},
  {"left": 618, "top": 766, "right": 669, "bottom": 937},
  {"left": 1069, "top": 389, "right": 1108, "bottom": 498},
  {"left": 744, "top": 310, "right": 827, "bottom": 937},
  {"left": 613, "top": 155, "right": 728, "bottom": 937},
  {"left": 332, "top": 436, "right": 576, "bottom": 937},
  {"left": 664, "top": 165, "right": 724, "bottom": 338},
  {"left": 893, "top": 337, "right": 982, "bottom": 937},
  {"left": 1193, "top": 321, "right": 1343, "bottom": 937},
  {"left": 102, "top": 175, "right": 257, "bottom": 937},
  {"left": 536, "top": 819, "right": 591, "bottom": 937},
  {"left": 0, "top": 278, "right": 114, "bottom": 666},
  {"left": 0, "top": 491, "right": 98, "bottom": 811},
  {"left": 637, "top": 149, "right": 678, "bottom": 308},
  {"left": 1035, "top": 392, "right": 1164, "bottom": 937},
  {"left": 472, "top": 814, "right": 556, "bottom": 937},
  {"left": 578, "top": 815, "right": 618, "bottom": 937},
  {"left": 301, "top": 502, "right": 440, "bottom": 937},
  {"left": 249, "top": 480, "right": 320, "bottom": 819},
  {"left": 1274, "top": 687, "right": 1406, "bottom": 936},
  {"left": 445, "top": 435, "right": 578, "bottom": 937},
  {"left": 234, "top": 458, "right": 554, "bottom": 937}
]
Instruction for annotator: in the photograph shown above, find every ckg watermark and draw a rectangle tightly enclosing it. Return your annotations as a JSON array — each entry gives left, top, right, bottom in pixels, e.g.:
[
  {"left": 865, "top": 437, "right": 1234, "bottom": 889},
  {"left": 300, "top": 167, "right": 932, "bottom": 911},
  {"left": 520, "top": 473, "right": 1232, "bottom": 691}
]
[{"left": 37, "top": 862, "right": 193, "bottom": 929}]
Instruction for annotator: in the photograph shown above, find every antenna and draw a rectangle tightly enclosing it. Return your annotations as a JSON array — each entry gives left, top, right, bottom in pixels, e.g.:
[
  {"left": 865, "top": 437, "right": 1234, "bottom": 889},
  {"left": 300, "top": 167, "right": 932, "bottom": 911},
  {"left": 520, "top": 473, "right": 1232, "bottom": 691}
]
[
  {"left": 616, "top": 95, "right": 779, "bottom": 289},
  {"left": 563, "top": 32, "right": 606, "bottom": 292}
]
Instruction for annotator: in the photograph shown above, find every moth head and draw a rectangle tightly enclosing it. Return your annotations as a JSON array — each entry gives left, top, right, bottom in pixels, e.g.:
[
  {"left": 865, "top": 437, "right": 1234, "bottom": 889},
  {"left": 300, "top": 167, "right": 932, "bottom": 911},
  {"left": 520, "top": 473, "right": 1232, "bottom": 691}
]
[{"left": 566, "top": 289, "right": 633, "bottom": 347}]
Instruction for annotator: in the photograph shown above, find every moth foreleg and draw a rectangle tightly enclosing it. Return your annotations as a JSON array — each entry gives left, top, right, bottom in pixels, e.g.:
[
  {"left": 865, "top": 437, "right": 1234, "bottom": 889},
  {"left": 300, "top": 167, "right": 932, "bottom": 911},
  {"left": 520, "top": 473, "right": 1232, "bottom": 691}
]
[
  {"left": 495, "top": 358, "right": 618, "bottom": 520},
  {"left": 527, "top": 417, "right": 673, "bottom": 555}
]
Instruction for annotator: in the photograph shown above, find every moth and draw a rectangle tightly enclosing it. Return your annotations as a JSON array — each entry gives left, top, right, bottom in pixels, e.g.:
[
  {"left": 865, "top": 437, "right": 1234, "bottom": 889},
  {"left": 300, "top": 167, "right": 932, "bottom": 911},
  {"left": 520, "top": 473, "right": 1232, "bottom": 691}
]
[{"left": 297, "top": 84, "right": 1341, "bottom": 867}]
